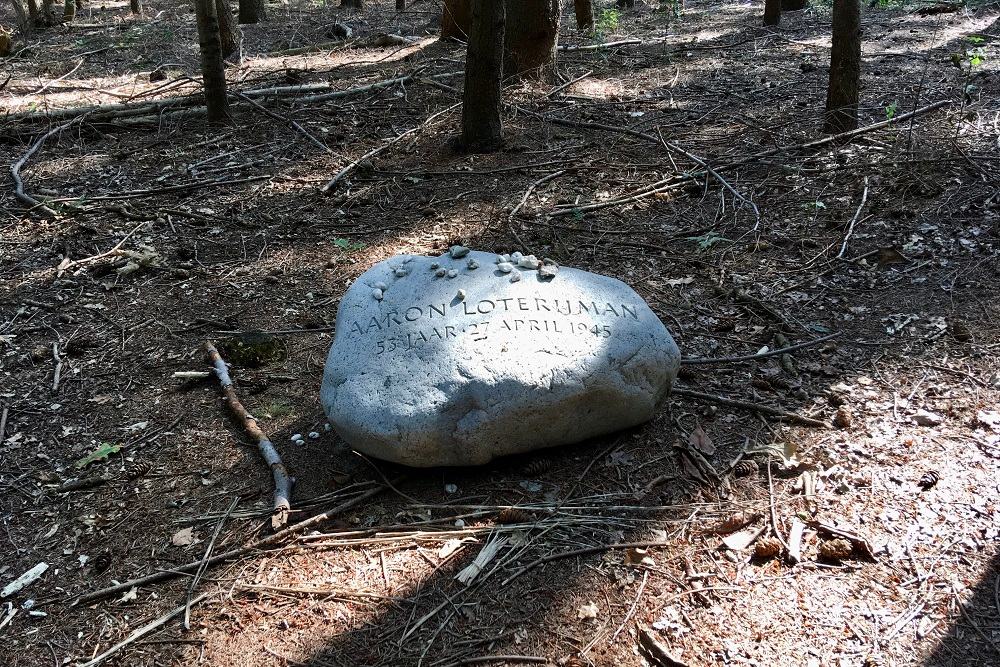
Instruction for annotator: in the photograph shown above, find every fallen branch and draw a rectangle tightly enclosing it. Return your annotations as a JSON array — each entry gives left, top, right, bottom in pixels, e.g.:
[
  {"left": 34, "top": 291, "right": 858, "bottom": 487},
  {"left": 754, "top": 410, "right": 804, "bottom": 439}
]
[
  {"left": 322, "top": 101, "right": 462, "bottom": 194},
  {"left": 77, "top": 593, "right": 210, "bottom": 667},
  {"left": 558, "top": 38, "right": 643, "bottom": 51},
  {"left": 671, "top": 388, "right": 830, "bottom": 428},
  {"left": 235, "top": 92, "right": 335, "bottom": 155},
  {"left": 56, "top": 220, "right": 149, "bottom": 276},
  {"left": 9, "top": 116, "right": 86, "bottom": 216},
  {"left": 73, "top": 482, "right": 389, "bottom": 605},
  {"left": 203, "top": 342, "right": 291, "bottom": 530},
  {"left": 508, "top": 169, "right": 566, "bottom": 225},
  {"left": 837, "top": 176, "right": 869, "bottom": 259},
  {"left": 680, "top": 331, "right": 841, "bottom": 365}
]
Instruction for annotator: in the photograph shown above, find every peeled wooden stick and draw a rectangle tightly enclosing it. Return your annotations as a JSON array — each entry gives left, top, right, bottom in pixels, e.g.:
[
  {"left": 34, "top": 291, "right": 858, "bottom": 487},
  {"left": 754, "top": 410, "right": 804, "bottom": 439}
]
[{"left": 203, "top": 341, "right": 291, "bottom": 530}]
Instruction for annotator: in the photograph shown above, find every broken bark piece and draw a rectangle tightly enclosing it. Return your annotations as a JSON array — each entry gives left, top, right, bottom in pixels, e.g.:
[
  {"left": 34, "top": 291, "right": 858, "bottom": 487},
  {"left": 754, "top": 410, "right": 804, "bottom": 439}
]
[
  {"left": 721, "top": 525, "right": 766, "bottom": 551},
  {"left": 637, "top": 625, "right": 689, "bottom": 667}
]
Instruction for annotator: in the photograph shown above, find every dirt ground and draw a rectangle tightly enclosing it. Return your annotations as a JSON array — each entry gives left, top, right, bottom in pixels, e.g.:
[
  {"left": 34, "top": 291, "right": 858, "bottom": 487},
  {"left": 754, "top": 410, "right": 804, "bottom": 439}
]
[{"left": 1, "top": 0, "right": 999, "bottom": 666}]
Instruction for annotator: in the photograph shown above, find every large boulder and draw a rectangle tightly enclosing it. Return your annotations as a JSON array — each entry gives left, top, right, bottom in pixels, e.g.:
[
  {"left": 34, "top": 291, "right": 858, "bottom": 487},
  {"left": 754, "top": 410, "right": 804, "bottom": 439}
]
[{"left": 321, "top": 249, "right": 680, "bottom": 467}]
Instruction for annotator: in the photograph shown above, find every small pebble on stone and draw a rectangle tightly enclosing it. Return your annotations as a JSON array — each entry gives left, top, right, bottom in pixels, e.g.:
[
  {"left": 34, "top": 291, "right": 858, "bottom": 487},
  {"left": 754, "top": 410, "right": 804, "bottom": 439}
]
[
  {"left": 467, "top": 259, "right": 479, "bottom": 270},
  {"left": 510, "top": 272, "right": 521, "bottom": 283},
  {"left": 518, "top": 256, "right": 540, "bottom": 270},
  {"left": 456, "top": 289, "right": 466, "bottom": 301},
  {"left": 372, "top": 288, "right": 383, "bottom": 301},
  {"left": 430, "top": 262, "right": 440, "bottom": 270},
  {"left": 447, "top": 269, "right": 458, "bottom": 278},
  {"left": 308, "top": 431, "right": 320, "bottom": 439},
  {"left": 449, "top": 245, "right": 470, "bottom": 259},
  {"left": 511, "top": 251, "right": 523, "bottom": 263},
  {"left": 497, "top": 262, "right": 514, "bottom": 273},
  {"left": 374, "top": 281, "right": 387, "bottom": 291},
  {"left": 394, "top": 267, "right": 408, "bottom": 277},
  {"left": 539, "top": 259, "right": 559, "bottom": 280},
  {"left": 496, "top": 254, "right": 510, "bottom": 264},
  {"left": 435, "top": 268, "right": 447, "bottom": 278}
]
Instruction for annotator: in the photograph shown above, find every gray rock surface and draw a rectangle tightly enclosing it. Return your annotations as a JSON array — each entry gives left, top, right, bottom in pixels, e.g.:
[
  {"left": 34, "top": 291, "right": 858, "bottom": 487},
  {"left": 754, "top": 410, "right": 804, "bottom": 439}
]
[{"left": 321, "top": 250, "right": 681, "bottom": 466}]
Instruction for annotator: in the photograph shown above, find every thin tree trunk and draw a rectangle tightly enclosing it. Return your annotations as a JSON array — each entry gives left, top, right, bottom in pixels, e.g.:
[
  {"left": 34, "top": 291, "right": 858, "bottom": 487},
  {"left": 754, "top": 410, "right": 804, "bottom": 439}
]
[
  {"left": 215, "top": 0, "right": 239, "bottom": 57},
  {"left": 194, "top": 0, "right": 231, "bottom": 124},
  {"left": 824, "top": 0, "right": 861, "bottom": 134},
  {"left": 238, "top": 0, "right": 265, "bottom": 24},
  {"left": 63, "top": 0, "right": 74, "bottom": 21},
  {"left": 11, "top": 0, "right": 31, "bottom": 35},
  {"left": 763, "top": 0, "right": 780, "bottom": 25},
  {"left": 0, "top": 26, "right": 11, "bottom": 56},
  {"left": 341, "top": 0, "right": 361, "bottom": 7},
  {"left": 616, "top": 0, "right": 635, "bottom": 7},
  {"left": 781, "top": 0, "right": 808, "bottom": 9},
  {"left": 129, "top": 0, "right": 141, "bottom": 15},
  {"left": 441, "top": 0, "right": 470, "bottom": 39},
  {"left": 504, "top": 0, "right": 560, "bottom": 80},
  {"left": 40, "top": 0, "right": 54, "bottom": 25},
  {"left": 396, "top": 0, "right": 404, "bottom": 10},
  {"left": 574, "top": 0, "right": 593, "bottom": 31},
  {"left": 460, "top": 0, "right": 504, "bottom": 152},
  {"left": 25, "top": 0, "right": 39, "bottom": 28}
]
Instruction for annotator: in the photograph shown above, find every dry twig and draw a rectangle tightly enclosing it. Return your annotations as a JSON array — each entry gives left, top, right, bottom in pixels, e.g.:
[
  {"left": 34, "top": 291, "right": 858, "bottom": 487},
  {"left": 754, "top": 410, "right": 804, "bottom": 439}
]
[
  {"left": 671, "top": 388, "right": 830, "bottom": 428},
  {"left": 203, "top": 341, "right": 291, "bottom": 530}
]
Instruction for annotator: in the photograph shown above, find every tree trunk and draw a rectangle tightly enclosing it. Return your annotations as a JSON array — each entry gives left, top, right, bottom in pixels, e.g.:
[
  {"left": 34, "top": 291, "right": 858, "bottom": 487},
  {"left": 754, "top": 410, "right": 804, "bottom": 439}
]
[
  {"left": 574, "top": 0, "right": 593, "bottom": 31},
  {"left": 781, "top": 0, "right": 808, "bottom": 9},
  {"left": 460, "top": 0, "right": 504, "bottom": 152},
  {"left": 824, "top": 0, "right": 861, "bottom": 134},
  {"left": 129, "top": 0, "right": 141, "bottom": 15},
  {"left": 215, "top": 0, "right": 239, "bottom": 57},
  {"left": 25, "top": 0, "right": 39, "bottom": 27},
  {"left": 0, "top": 27, "right": 11, "bottom": 56},
  {"left": 616, "top": 0, "right": 635, "bottom": 7},
  {"left": 62, "top": 0, "right": 74, "bottom": 21},
  {"left": 441, "top": 0, "right": 470, "bottom": 39},
  {"left": 194, "top": 0, "right": 231, "bottom": 124},
  {"left": 504, "top": 0, "right": 560, "bottom": 80},
  {"left": 11, "top": 0, "right": 31, "bottom": 35},
  {"left": 763, "top": 0, "right": 780, "bottom": 25},
  {"left": 341, "top": 0, "right": 361, "bottom": 7},
  {"left": 40, "top": 0, "right": 54, "bottom": 25},
  {"left": 238, "top": 0, "right": 265, "bottom": 24},
  {"left": 395, "top": 0, "right": 404, "bottom": 10}
]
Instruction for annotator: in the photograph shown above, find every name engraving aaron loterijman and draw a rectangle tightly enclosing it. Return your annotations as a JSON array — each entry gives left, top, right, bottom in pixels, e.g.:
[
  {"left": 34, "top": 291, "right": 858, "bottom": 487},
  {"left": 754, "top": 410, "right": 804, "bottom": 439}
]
[{"left": 347, "top": 296, "right": 642, "bottom": 355}]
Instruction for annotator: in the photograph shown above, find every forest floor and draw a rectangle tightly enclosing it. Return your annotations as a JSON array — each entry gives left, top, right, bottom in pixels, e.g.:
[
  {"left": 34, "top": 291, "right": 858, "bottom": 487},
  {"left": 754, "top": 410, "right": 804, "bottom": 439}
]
[{"left": 2, "top": 0, "right": 999, "bottom": 666}]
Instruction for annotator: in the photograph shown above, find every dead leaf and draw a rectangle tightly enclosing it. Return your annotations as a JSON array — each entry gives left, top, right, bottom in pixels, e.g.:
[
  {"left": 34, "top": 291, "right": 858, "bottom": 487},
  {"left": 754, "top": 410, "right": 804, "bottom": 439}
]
[
  {"left": 688, "top": 425, "right": 715, "bottom": 455},
  {"left": 577, "top": 601, "right": 600, "bottom": 620},
  {"left": 171, "top": 527, "right": 197, "bottom": 547},
  {"left": 877, "top": 246, "right": 908, "bottom": 266}
]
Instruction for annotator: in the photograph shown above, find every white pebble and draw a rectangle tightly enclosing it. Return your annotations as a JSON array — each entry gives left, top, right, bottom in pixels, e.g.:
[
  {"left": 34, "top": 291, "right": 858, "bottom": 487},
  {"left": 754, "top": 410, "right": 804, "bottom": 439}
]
[
  {"left": 372, "top": 288, "right": 383, "bottom": 301},
  {"left": 509, "top": 272, "right": 521, "bottom": 283},
  {"left": 290, "top": 433, "right": 303, "bottom": 442},
  {"left": 518, "top": 256, "right": 540, "bottom": 270},
  {"left": 394, "top": 267, "right": 408, "bottom": 277},
  {"left": 308, "top": 431, "right": 320, "bottom": 439},
  {"left": 454, "top": 519, "right": 466, "bottom": 528},
  {"left": 430, "top": 262, "right": 440, "bottom": 270},
  {"left": 449, "top": 245, "right": 470, "bottom": 259},
  {"left": 444, "top": 483, "right": 458, "bottom": 493},
  {"left": 496, "top": 254, "right": 510, "bottom": 264},
  {"left": 456, "top": 289, "right": 466, "bottom": 301},
  {"left": 497, "top": 262, "right": 513, "bottom": 273},
  {"left": 467, "top": 259, "right": 479, "bottom": 270},
  {"left": 447, "top": 269, "right": 458, "bottom": 279},
  {"left": 374, "top": 281, "right": 387, "bottom": 291},
  {"left": 435, "top": 268, "right": 447, "bottom": 278}
]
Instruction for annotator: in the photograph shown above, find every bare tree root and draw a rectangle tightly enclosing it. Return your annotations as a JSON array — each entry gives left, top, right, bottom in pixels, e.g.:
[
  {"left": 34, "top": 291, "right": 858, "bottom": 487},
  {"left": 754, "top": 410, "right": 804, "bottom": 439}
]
[{"left": 203, "top": 341, "right": 292, "bottom": 530}]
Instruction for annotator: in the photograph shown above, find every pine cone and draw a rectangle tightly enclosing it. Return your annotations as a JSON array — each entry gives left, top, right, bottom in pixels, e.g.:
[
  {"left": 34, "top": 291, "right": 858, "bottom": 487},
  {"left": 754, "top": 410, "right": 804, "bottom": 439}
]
[
  {"left": 818, "top": 538, "right": 853, "bottom": 561},
  {"left": 124, "top": 460, "right": 152, "bottom": 479},
  {"left": 918, "top": 471, "right": 940, "bottom": 490},
  {"left": 754, "top": 537, "right": 783, "bottom": 559},
  {"left": 733, "top": 459, "right": 759, "bottom": 477},
  {"left": 833, "top": 406, "right": 853, "bottom": 429},
  {"left": 497, "top": 507, "right": 533, "bottom": 525},
  {"left": 522, "top": 458, "right": 552, "bottom": 476},
  {"left": 92, "top": 552, "right": 113, "bottom": 575}
]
